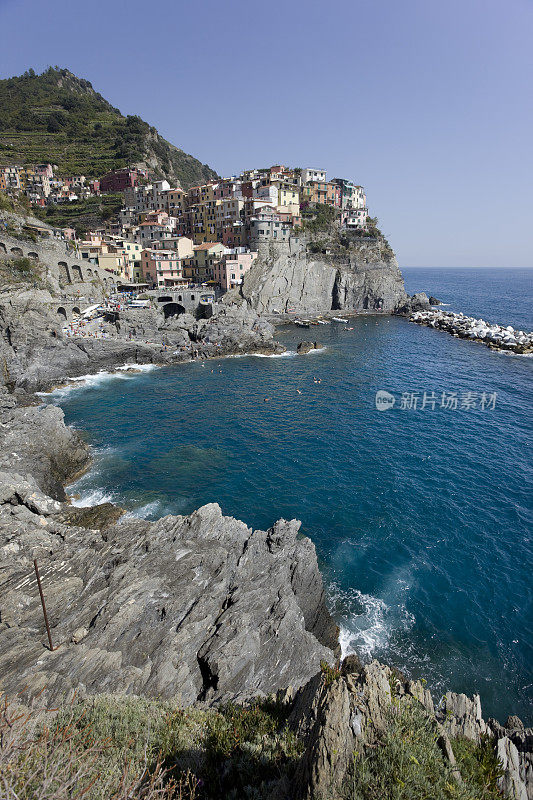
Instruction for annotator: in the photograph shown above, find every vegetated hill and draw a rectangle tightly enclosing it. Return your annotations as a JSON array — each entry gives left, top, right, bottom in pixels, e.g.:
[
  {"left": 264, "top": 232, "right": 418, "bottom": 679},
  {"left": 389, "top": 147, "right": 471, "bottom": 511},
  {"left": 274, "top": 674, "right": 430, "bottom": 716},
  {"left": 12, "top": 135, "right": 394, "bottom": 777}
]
[{"left": 0, "top": 67, "right": 219, "bottom": 188}]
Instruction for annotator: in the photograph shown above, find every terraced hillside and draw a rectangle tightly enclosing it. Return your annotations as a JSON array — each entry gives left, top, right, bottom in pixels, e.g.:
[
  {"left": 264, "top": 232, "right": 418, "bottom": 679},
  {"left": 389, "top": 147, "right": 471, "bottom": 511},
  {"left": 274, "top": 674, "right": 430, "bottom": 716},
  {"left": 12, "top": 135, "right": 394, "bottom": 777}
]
[{"left": 0, "top": 67, "right": 218, "bottom": 188}]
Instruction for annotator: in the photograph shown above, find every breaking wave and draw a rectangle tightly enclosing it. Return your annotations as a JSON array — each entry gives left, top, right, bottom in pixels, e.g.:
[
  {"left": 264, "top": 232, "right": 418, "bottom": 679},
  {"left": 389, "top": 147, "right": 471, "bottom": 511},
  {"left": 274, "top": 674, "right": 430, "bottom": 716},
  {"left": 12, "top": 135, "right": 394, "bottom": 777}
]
[
  {"left": 37, "top": 364, "right": 158, "bottom": 401},
  {"left": 70, "top": 488, "right": 115, "bottom": 507},
  {"left": 328, "top": 582, "right": 415, "bottom": 661}
]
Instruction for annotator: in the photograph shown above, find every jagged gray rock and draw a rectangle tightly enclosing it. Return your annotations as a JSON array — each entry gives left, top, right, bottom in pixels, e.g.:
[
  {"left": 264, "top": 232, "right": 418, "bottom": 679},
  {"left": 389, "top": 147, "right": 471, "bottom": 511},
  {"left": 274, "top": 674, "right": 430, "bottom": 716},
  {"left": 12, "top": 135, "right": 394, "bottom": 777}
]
[
  {"left": 240, "top": 236, "right": 429, "bottom": 316},
  {"left": 489, "top": 718, "right": 533, "bottom": 800},
  {"left": 438, "top": 691, "right": 487, "bottom": 741},
  {"left": 0, "top": 405, "right": 89, "bottom": 499},
  {"left": 0, "top": 290, "right": 282, "bottom": 393},
  {"left": 289, "top": 659, "right": 533, "bottom": 800},
  {"left": 290, "top": 673, "right": 354, "bottom": 800},
  {"left": 0, "top": 474, "right": 337, "bottom": 708}
]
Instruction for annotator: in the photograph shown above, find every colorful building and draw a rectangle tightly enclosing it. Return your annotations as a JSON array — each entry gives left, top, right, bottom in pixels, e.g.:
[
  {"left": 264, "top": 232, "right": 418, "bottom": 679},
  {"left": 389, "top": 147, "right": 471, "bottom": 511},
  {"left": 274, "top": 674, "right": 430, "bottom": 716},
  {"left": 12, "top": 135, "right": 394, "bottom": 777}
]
[
  {"left": 100, "top": 168, "right": 139, "bottom": 193},
  {"left": 213, "top": 249, "right": 258, "bottom": 291},
  {"left": 182, "top": 242, "right": 225, "bottom": 283},
  {"left": 331, "top": 179, "right": 366, "bottom": 210},
  {"left": 141, "top": 248, "right": 185, "bottom": 287}
]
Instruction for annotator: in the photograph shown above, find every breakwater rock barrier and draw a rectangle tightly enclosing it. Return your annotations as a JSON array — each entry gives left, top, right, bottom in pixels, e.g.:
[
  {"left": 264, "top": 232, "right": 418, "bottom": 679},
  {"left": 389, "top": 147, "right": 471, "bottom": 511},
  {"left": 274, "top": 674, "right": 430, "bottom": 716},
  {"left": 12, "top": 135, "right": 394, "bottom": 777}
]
[{"left": 410, "top": 309, "right": 533, "bottom": 355}]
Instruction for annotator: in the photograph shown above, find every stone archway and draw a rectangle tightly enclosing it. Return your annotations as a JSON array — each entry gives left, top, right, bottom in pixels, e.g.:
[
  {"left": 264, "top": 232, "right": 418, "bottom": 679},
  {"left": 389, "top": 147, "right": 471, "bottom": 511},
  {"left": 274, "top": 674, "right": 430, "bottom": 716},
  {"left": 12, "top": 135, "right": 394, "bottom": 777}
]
[
  {"left": 58, "top": 262, "right": 72, "bottom": 284},
  {"left": 57, "top": 307, "right": 67, "bottom": 320},
  {"left": 27, "top": 251, "right": 38, "bottom": 260},
  {"left": 72, "top": 306, "right": 81, "bottom": 315},
  {"left": 163, "top": 302, "right": 186, "bottom": 319},
  {"left": 71, "top": 265, "right": 83, "bottom": 282},
  {"left": 10, "top": 247, "right": 23, "bottom": 257},
  {"left": 0, "top": 242, "right": 6, "bottom": 254},
  {"left": 157, "top": 296, "right": 173, "bottom": 303}
]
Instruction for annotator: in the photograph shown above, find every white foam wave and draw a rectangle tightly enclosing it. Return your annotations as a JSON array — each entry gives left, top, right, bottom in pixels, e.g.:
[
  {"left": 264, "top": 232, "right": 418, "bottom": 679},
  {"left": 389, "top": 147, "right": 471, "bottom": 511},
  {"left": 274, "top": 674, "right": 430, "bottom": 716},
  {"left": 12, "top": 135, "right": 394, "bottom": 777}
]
[
  {"left": 329, "top": 583, "right": 415, "bottom": 661},
  {"left": 37, "top": 364, "right": 158, "bottom": 400},
  {"left": 70, "top": 488, "right": 115, "bottom": 507},
  {"left": 250, "top": 350, "right": 298, "bottom": 358},
  {"left": 338, "top": 590, "right": 390, "bottom": 658},
  {"left": 116, "top": 363, "right": 157, "bottom": 373},
  {"left": 221, "top": 350, "right": 298, "bottom": 360},
  {"left": 125, "top": 500, "right": 163, "bottom": 519}
]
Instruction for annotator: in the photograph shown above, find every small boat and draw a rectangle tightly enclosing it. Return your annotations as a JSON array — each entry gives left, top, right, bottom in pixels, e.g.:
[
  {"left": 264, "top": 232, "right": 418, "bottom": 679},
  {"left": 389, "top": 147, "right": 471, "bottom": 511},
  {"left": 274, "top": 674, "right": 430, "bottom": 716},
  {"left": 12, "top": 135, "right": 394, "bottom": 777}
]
[
  {"left": 295, "top": 319, "right": 310, "bottom": 328},
  {"left": 332, "top": 317, "right": 349, "bottom": 323},
  {"left": 316, "top": 319, "right": 330, "bottom": 325}
]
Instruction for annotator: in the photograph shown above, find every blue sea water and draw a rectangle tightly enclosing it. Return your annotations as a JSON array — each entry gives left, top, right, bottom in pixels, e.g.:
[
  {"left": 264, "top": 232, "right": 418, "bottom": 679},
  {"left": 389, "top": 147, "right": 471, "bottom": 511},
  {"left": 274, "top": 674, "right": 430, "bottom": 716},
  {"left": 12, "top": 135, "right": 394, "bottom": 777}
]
[{"left": 44, "top": 268, "right": 533, "bottom": 722}]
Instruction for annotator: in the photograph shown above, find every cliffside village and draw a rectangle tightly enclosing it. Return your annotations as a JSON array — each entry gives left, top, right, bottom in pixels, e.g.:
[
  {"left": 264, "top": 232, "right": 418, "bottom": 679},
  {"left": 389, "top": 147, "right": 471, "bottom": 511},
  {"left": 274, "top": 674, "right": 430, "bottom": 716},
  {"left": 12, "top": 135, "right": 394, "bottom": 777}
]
[{"left": 1, "top": 163, "right": 368, "bottom": 292}]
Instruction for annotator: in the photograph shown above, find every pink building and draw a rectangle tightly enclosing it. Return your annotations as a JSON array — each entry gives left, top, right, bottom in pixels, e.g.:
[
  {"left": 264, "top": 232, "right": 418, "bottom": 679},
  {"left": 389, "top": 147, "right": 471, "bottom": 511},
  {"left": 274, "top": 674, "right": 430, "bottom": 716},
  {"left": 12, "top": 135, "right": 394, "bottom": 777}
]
[
  {"left": 36, "top": 163, "right": 54, "bottom": 178},
  {"left": 141, "top": 248, "right": 185, "bottom": 287},
  {"left": 213, "top": 249, "right": 258, "bottom": 291}
]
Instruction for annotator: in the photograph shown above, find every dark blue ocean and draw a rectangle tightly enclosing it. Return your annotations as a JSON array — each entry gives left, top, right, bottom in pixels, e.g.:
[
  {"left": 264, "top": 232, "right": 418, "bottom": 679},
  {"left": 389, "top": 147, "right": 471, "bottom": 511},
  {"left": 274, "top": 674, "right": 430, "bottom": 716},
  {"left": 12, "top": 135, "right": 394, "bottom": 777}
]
[{"left": 44, "top": 268, "right": 533, "bottom": 722}]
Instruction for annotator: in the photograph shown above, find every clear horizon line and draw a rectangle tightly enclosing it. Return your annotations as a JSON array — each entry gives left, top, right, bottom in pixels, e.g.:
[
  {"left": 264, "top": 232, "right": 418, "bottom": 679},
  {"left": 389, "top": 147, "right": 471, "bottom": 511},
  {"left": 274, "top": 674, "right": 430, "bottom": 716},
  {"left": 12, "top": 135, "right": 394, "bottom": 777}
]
[{"left": 401, "top": 265, "right": 533, "bottom": 270}]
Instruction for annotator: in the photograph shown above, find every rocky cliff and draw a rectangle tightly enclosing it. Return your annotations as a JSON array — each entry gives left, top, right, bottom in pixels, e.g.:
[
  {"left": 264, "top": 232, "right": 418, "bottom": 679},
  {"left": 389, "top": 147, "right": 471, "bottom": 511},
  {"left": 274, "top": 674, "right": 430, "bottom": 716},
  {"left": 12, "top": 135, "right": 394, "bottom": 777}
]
[
  {"left": 1, "top": 454, "right": 531, "bottom": 798},
  {"left": 0, "top": 468, "right": 338, "bottom": 708},
  {"left": 1, "top": 236, "right": 531, "bottom": 798},
  {"left": 239, "top": 234, "right": 428, "bottom": 316}
]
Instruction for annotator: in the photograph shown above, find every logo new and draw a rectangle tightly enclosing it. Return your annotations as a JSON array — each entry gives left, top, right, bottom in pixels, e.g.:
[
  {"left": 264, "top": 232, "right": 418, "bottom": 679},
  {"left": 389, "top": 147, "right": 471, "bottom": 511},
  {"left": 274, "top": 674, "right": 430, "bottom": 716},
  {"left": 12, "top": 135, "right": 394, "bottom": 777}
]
[{"left": 375, "top": 390, "right": 395, "bottom": 412}]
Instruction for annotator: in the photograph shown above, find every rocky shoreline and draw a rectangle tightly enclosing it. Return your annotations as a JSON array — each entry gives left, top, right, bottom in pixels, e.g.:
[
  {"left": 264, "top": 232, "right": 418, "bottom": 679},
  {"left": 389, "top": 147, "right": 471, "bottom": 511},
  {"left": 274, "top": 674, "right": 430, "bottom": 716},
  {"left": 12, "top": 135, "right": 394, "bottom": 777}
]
[
  {"left": 1, "top": 407, "right": 532, "bottom": 798},
  {"left": 1, "top": 273, "right": 531, "bottom": 796},
  {"left": 410, "top": 309, "right": 533, "bottom": 355}
]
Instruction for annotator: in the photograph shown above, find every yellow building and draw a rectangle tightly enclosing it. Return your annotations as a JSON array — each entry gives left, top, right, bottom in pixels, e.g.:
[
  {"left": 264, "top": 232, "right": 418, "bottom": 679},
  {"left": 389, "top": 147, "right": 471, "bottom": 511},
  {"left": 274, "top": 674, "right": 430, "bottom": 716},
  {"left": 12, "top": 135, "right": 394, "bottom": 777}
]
[
  {"left": 98, "top": 251, "right": 126, "bottom": 276},
  {"left": 189, "top": 200, "right": 220, "bottom": 244},
  {"left": 166, "top": 188, "right": 188, "bottom": 216},
  {"left": 275, "top": 183, "right": 300, "bottom": 207},
  {"left": 183, "top": 242, "right": 225, "bottom": 283}
]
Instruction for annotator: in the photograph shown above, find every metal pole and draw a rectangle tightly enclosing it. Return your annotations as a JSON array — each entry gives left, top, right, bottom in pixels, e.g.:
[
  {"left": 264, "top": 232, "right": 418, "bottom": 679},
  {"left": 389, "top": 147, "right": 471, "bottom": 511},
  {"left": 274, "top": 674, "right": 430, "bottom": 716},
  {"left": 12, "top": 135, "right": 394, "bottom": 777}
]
[{"left": 33, "top": 559, "right": 57, "bottom": 651}]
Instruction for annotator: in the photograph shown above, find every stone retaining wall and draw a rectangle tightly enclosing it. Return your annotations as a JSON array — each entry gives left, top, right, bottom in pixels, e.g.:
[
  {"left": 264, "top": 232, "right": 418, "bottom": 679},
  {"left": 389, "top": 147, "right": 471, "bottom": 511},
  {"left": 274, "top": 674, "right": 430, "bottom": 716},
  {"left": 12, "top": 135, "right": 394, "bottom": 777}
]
[{"left": 0, "top": 232, "right": 114, "bottom": 290}]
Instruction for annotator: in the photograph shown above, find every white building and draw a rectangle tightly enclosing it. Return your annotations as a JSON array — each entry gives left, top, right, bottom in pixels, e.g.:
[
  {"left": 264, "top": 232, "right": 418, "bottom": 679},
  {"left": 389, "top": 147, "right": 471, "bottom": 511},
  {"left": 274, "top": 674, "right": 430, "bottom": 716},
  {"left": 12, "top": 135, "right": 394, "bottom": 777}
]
[{"left": 301, "top": 168, "right": 327, "bottom": 184}]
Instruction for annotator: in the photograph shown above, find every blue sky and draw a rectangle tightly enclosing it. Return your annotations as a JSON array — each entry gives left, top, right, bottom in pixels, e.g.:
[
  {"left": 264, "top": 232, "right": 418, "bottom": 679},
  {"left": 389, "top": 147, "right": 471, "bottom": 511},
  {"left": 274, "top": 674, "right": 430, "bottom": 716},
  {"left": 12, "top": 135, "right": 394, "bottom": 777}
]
[{"left": 0, "top": 0, "right": 531, "bottom": 267}]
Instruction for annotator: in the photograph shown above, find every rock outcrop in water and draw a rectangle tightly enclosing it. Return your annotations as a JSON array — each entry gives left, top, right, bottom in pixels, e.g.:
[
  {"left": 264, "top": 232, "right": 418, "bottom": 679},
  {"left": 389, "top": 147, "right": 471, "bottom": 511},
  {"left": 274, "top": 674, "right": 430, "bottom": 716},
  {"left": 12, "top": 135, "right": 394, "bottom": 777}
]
[
  {"left": 238, "top": 234, "right": 429, "bottom": 316},
  {"left": 0, "top": 403, "right": 90, "bottom": 500}
]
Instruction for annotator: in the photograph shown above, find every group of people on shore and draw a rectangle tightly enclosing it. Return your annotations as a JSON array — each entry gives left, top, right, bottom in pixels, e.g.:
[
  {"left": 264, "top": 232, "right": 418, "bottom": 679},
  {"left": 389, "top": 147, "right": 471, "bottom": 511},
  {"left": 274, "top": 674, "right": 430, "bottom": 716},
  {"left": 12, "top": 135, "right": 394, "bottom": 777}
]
[{"left": 63, "top": 318, "right": 110, "bottom": 339}]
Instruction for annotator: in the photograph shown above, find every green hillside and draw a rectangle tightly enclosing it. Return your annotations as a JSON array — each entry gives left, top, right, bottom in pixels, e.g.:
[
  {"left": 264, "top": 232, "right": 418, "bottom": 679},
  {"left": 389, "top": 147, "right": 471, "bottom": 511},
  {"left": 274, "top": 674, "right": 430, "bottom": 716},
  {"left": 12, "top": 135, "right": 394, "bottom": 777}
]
[{"left": 0, "top": 67, "right": 219, "bottom": 188}]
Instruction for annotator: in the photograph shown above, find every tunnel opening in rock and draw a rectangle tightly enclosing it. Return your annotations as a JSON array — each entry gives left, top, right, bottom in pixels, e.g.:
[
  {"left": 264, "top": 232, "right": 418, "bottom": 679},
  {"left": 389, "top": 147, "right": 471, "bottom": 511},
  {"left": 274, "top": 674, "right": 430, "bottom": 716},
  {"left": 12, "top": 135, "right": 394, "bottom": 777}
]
[{"left": 163, "top": 302, "right": 186, "bottom": 319}]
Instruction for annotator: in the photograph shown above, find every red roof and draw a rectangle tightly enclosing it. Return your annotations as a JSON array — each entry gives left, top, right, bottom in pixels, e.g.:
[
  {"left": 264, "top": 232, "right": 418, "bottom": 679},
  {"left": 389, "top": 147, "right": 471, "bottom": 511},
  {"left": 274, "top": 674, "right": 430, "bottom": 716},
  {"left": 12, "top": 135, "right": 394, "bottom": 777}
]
[{"left": 194, "top": 242, "right": 223, "bottom": 250}]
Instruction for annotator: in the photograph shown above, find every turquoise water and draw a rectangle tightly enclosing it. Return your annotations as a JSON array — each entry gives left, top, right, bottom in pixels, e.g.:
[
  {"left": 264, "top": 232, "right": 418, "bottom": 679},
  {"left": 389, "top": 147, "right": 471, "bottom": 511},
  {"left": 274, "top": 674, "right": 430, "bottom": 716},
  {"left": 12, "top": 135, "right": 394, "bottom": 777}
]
[{"left": 47, "top": 268, "right": 533, "bottom": 722}]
